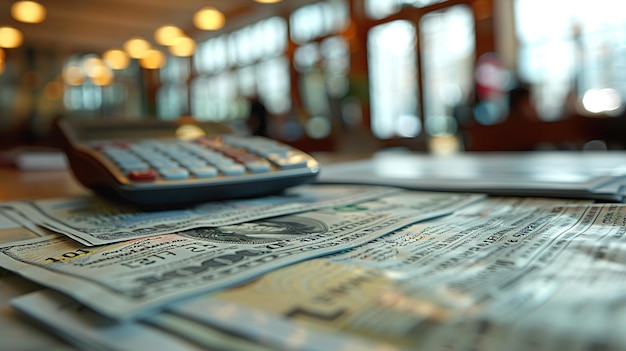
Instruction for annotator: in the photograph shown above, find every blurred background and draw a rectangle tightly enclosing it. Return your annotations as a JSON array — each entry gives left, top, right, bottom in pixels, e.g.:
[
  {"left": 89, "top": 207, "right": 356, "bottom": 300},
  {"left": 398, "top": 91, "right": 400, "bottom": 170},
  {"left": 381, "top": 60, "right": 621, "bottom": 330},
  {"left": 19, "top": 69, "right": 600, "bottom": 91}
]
[{"left": 0, "top": 0, "right": 624, "bottom": 155}]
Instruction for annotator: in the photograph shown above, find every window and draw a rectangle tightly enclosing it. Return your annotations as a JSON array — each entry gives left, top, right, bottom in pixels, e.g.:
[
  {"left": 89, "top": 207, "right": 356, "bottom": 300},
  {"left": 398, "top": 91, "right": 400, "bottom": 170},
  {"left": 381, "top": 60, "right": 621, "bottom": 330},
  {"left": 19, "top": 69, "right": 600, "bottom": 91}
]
[
  {"left": 367, "top": 2, "right": 476, "bottom": 153},
  {"left": 368, "top": 20, "right": 420, "bottom": 139},
  {"left": 290, "top": 0, "right": 348, "bottom": 44},
  {"left": 290, "top": 0, "right": 350, "bottom": 141},
  {"left": 365, "top": 0, "right": 448, "bottom": 19},
  {"left": 157, "top": 56, "right": 190, "bottom": 119},
  {"left": 515, "top": 0, "right": 626, "bottom": 119},
  {"left": 60, "top": 54, "right": 143, "bottom": 118},
  {"left": 420, "top": 5, "right": 475, "bottom": 137},
  {"left": 191, "top": 17, "right": 289, "bottom": 124}
]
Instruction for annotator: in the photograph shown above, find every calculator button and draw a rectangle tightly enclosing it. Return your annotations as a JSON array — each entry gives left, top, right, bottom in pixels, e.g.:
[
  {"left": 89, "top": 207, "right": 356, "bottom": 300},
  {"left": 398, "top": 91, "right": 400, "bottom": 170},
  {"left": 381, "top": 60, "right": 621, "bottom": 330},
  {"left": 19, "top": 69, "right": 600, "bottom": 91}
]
[
  {"left": 218, "top": 164, "right": 246, "bottom": 176},
  {"left": 106, "top": 151, "right": 138, "bottom": 161},
  {"left": 159, "top": 168, "right": 190, "bottom": 180},
  {"left": 245, "top": 161, "right": 271, "bottom": 173},
  {"left": 254, "top": 146, "right": 291, "bottom": 158},
  {"left": 268, "top": 154, "right": 309, "bottom": 169},
  {"left": 119, "top": 162, "right": 151, "bottom": 172},
  {"left": 190, "top": 166, "right": 218, "bottom": 178},
  {"left": 128, "top": 169, "right": 158, "bottom": 181}
]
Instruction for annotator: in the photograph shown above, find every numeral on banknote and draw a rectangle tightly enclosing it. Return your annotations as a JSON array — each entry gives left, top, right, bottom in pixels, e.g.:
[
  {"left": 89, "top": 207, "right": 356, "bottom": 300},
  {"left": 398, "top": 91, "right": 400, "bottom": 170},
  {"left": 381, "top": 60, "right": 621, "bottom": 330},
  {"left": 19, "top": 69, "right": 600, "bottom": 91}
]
[
  {"left": 46, "top": 249, "right": 91, "bottom": 263},
  {"left": 121, "top": 251, "right": 177, "bottom": 269}
]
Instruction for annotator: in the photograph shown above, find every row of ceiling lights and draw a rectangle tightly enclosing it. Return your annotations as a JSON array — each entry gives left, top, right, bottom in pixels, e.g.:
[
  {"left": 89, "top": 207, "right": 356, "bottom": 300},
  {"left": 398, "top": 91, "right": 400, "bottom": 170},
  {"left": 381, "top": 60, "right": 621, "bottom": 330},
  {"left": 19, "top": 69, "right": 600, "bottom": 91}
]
[
  {"left": 0, "top": 1, "right": 45, "bottom": 49},
  {"left": 0, "top": 1, "right": 283, "bottom": 81},
  {"left": 0, "top": 0, "right": 45, "bottom": 73}
]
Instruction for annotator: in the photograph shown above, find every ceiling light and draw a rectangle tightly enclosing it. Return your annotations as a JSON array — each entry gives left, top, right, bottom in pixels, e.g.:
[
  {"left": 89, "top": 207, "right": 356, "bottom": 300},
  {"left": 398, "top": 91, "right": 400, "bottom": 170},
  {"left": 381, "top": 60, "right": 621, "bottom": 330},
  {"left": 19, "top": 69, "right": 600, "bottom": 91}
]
[
  {"left": 155, "top": 25, "right": 184, "bottom": 46},
  {"left": 103, "top": 49, "right": 130, "bottom": 70},
  {"left": 123, "top": 37, "right": 151, "bottom": 59},
  {"left": 139, "top": 49, "right": 166, "bottom": 69},
  {"left": 62, "top": 63, "right": 84, "bottom": 86},
  {"left": 169, "top": 36, "right": 196, "bottom": 57},
  {"left": 254, "top": 0, "right": 283, "bottom": 3},
  {"left": 82, "top": 56, "right": 105, "bottom": 78},
  {"left": 11, "top": 1, "right": 46, "bottom": 24},
  {"left": 0, "top": 26, "right": 23, "bottom": 48},
  {"left": 193, "top": 7, "right": 225, "bottom": 31},
  {"left": 90, "top": 66, "right": 114, "bottom": 86}
]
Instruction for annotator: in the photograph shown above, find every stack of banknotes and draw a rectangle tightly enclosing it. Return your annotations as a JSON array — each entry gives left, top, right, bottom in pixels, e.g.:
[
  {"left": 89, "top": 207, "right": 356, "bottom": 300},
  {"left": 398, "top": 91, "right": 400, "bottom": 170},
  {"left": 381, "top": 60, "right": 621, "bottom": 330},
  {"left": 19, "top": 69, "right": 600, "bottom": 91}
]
[{"left": 3, "top": 183, "right": 626, "bottom": 350}]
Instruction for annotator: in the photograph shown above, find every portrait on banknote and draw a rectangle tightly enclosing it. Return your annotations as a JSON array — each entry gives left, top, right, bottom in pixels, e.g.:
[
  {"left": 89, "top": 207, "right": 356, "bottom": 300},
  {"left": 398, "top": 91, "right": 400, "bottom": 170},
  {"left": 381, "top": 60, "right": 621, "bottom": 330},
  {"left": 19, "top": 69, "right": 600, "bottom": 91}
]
[{"left": 182, "top": 215, "right": 329, "bottom": 244}]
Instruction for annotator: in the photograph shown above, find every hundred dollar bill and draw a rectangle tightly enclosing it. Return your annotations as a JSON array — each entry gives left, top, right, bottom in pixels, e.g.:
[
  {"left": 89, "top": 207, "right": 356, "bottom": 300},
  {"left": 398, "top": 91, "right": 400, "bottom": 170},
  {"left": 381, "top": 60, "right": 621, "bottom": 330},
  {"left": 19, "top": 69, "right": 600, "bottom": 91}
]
[
  {"left": 4, "top": 184, "right": 404, "bottom": 245},
  {"left": 172, "top": 197, "right": 616, "bottom": 351},
  {"left": 0, "top": 191, "right": 483, "bottom": 320}
]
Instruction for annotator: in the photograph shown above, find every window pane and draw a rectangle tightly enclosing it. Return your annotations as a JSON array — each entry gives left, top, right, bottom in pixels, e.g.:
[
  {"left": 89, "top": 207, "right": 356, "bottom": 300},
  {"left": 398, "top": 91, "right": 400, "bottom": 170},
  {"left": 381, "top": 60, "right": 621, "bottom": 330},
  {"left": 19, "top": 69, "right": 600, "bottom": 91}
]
[
  {"left": 157, "top": 85, "right": 187, "bottom": 120},
  {"left": 192, "top": 16, "right": 289, "bottom": 123},
  {"left": 515, "top": 0, "right": 626, "bottom": 119},
  {"left": 365, "top": 0, "right": 448, "bottom": 19},
  {"left": 257, "top": 57, "right": 291, "bottom": 114},
  {"left": 160, "top": 56, "right": 189, "bottom": 84},
  {"left": 263, "top": 17, "right": 287, "bottom": 57},
  {"left": 420, "top": 5, "right": 475, "bottom": 137},
  {"left": 368, "top": 20, "right": 420, "bottom": 139},
  {"left": 191, "top": 77, "right": 211, "bottom": 120},
  {"left": 290, "top": 0, "right": 348, "bottom": 44}
]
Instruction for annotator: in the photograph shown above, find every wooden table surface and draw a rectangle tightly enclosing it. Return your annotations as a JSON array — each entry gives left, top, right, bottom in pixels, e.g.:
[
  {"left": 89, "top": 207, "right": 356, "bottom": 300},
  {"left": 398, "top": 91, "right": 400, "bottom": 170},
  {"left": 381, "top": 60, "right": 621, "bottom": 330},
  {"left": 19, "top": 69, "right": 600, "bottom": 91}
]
[{"left": 0, "top": 166, "right": 87, "bottom": 201}]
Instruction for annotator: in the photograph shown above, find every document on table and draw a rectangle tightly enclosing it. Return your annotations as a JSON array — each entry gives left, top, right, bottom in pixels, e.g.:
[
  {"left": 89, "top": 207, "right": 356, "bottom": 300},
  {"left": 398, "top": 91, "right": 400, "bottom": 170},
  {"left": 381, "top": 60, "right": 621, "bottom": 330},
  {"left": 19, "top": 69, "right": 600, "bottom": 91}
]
[
  {"left": 3, "top": 184, "right": 402, "bottom": 245},
  {"left": 0, "top": 190, "right": 483, "bottom": 319},
  {"left": 170, "top": 197, "right": 626, "bottom": 351},
  {"left": 319, "top": 151, "right": 626, "bottom": 202}
]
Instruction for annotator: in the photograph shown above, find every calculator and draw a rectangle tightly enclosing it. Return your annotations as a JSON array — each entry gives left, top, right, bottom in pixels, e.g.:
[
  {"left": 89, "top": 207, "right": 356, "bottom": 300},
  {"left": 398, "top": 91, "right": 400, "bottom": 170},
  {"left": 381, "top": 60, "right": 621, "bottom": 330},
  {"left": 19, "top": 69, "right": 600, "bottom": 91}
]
[{"left": 56, "top": 119, "right": 320, "bottom": 208}]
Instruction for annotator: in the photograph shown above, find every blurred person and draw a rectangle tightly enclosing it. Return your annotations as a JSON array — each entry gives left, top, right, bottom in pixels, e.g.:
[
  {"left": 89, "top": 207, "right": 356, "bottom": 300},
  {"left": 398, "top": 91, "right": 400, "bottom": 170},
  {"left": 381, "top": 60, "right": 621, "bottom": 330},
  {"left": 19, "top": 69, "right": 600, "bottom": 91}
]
[{"left": 246, "top": 95, "right": 269, "bottom": 137}]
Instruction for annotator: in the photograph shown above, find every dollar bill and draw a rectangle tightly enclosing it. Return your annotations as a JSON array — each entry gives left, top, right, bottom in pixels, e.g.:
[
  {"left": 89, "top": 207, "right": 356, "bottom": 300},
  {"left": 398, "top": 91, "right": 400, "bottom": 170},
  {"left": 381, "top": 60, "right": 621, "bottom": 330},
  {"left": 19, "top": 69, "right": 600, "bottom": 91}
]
[
  {"left": 0, "top": 205, "right": 52, "bottom": 244},
  {"left": 11, "top": 288, "right": 358, "bottom": 351},
  {"left": 0, "top": 191, "right": 483, "bottom": 319},
  {"left": 11, "top": 289, "right": 207, "bottom": 351},
  {"left": 4, "top": 184, "right": 403, "bottom": 245},
  {"left": 172, "top": 197, "right": 618, "bottom": 351}
]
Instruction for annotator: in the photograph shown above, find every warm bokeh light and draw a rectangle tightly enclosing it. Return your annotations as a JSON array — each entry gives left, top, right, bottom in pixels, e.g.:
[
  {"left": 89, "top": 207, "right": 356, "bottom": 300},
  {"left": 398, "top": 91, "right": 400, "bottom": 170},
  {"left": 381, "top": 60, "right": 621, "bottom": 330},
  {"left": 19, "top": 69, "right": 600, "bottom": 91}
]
[
  {"left": 0, "top": 48, "right": 4, "bottom": 61},
  {"left": 193, "top": 7, "right": 226, "bottom": 31},
  {"left": 155, "top": 25, "right": 184, "bottom": 46},
  {"left": 123, "top": 37, "right": 151, "bottom": 59},
  {"left": 0, "top": 26, "right": 24, "bottom": 48},
  {"left": 81, "top": 55, "right": 113, "bottom": 86},
  {"left": 103, "top": 49, "right": 130, "bottom": 70},
  {"left": 11, "top": 1, "right": 46, "bottom": 24},
  {"left": 62, "top": 64, "right": 84, "bottom": 86},
  {"left": 169, "top": 36, "right": 196, "bottom": 57},
  {"left": 254, "top": 0, "right": 283, "bottom": 3},
  {"left": 90, "top": 66, "right": 114, "bottom": 86},
  {"left": 139, "top": 49, "right": 166, "bottom": 69},
  {"left": 82, "top": 56, "right": 105, "bottom": 78}
]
